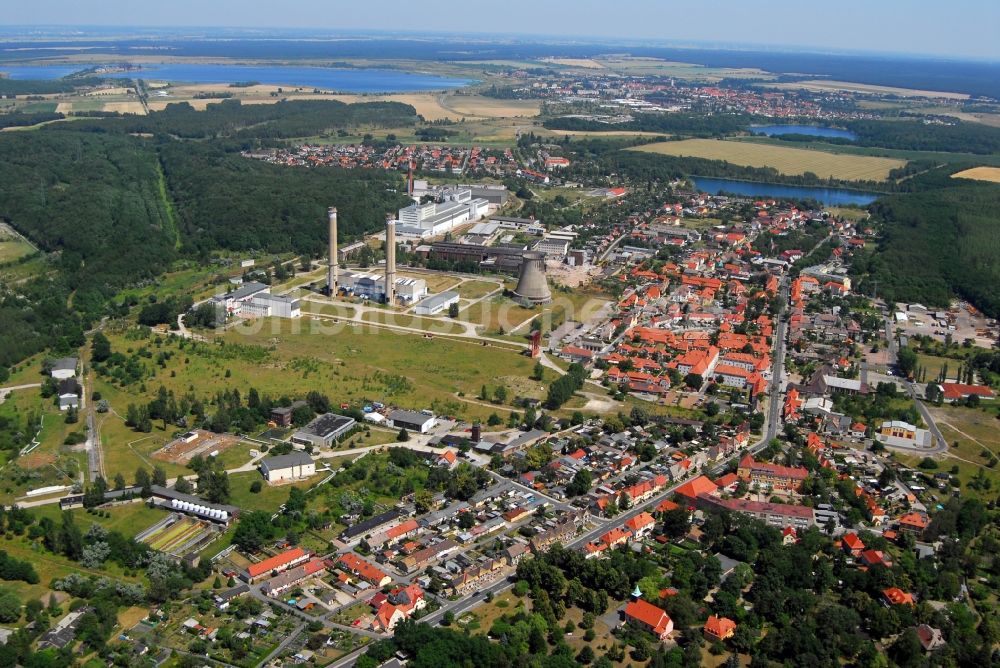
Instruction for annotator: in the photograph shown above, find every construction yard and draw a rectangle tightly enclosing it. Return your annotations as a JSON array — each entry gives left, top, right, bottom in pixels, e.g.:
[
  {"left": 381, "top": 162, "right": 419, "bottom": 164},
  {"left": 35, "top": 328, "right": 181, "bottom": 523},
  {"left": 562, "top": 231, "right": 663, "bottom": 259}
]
[{"left": 151, "top": 429, "right": 242, "bottom": 465}]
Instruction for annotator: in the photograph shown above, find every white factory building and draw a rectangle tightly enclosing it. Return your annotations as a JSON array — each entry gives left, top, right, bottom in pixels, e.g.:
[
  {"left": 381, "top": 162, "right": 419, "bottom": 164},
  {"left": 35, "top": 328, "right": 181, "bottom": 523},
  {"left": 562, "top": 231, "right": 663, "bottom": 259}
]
[
  {"left": 339, "top": 271, "right": 427, "bottom": 303},
  {"left": 396, "top": 188, "right": 489, "bottom": 239},
  {"left": 212, "top": 281, "right": 301, "bottom": 319}
]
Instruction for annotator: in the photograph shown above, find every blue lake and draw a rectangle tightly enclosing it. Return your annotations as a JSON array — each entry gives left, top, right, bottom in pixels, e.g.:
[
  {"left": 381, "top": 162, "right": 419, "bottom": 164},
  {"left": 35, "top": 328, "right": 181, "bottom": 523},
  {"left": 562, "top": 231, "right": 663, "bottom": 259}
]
[
  {"left": 750, "top": 124, "right": 857, "bottom": 140},
  {"left": 0, "top": 63, "right": 472, "bottom": 93},
  {"left": 692, "top": 177, "right": 879, "bottom": 206}
]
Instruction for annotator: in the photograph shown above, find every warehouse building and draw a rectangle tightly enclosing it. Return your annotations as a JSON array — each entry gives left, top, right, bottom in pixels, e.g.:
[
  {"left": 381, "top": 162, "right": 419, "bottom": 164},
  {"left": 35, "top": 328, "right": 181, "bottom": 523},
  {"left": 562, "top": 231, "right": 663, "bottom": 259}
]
[
  {"left": 260, "top": 451, "right": 316, "bottom": 484},
  {"left": 387, "top": 409, "right": 436, "bottom": 434},
  {"left": 291, "top": 413, "right": 357, "bottom": 448},
  {"left": 413, "top": 291, "right": 460, "bottom": 316}
]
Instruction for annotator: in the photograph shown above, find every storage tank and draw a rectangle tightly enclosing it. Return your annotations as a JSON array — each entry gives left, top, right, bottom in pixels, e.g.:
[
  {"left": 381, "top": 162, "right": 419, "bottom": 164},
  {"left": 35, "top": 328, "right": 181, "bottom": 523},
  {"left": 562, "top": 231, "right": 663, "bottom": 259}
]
[{"left": 220, "top": 511, "right": 229, "bottom": 522}]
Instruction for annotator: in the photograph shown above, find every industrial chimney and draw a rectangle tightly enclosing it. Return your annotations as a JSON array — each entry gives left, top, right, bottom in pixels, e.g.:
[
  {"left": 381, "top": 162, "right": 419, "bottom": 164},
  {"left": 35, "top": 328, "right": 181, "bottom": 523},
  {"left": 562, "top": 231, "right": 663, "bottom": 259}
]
[
  {"left": 513, "top": 251, "right": 552, "bottom": 305},
  {"left": 327, "top": 207, "right": 338, "bottom": 297},
  {"left": 384, "top": 215, "right": 397, "bottom": 305}
]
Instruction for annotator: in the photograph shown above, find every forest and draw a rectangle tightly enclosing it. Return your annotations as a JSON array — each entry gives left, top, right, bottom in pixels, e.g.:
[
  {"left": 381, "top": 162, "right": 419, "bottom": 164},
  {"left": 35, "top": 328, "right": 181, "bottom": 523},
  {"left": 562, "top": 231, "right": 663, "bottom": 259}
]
[
  {"left": 850, "top": 169, "right": 1000, "bottom": 317},
  {"left": 0, "top": 100, "right": 416, "bottom": 371},
  {"left": 159, "top": 141, "right": 411, "bottom": 256},
  {"left": 543, "top": 113, "right": 756, "bottom": 138},
  {"left": 69, "top": 98, "right": 418, "bottom": 140}
]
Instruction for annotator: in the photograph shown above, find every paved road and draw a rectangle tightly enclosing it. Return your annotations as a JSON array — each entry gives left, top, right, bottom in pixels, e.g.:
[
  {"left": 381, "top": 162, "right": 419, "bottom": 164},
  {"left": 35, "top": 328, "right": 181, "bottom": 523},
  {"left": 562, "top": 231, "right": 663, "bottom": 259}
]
[{"left": 0, "top": 383, "right": 40, "bottom": 404}]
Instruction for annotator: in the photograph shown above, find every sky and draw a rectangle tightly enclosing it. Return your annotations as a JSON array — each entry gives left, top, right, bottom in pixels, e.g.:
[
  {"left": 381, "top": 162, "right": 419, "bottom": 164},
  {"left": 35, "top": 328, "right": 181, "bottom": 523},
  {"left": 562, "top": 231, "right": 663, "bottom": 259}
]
[{"left": 4, "top": 0, "right": 999, "bottom": 61}]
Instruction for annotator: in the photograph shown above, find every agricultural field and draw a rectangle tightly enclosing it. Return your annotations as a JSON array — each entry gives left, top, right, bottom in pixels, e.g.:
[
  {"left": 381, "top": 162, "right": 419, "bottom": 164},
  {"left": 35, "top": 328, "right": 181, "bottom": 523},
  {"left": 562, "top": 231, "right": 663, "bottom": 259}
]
[
  {"left": 631, "top": 138, "right": 906, "bottom": 180},
  {"left": 140, "top": 515, "right": 216, "bottom": 556},
  {"left": 952, "top": 166, "right": 1000, "bottom": 184}
]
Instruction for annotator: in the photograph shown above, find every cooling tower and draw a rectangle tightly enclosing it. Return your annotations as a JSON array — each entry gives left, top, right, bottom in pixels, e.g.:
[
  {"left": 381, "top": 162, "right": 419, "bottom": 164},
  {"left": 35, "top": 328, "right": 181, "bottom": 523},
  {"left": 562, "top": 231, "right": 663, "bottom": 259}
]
[
  {"left": 385, "top": 216, "right": 397, "bottom": 305},
  {"left": 327, "top": 207, "right": 338, "bottom": 296},
  {"left": 513, "top": 252, "right": 552, "bottom": 305}
]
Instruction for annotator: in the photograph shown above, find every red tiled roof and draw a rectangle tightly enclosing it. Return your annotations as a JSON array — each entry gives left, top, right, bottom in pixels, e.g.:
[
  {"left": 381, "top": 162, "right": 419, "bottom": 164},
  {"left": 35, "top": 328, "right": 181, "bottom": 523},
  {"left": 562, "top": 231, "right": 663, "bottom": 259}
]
[
  {"left": 674, "top": 475, "right": 717, "bottom": 501},
  {"left": 624, "top": 599, "right": 672, "bottom": 636},
  {"left": 704, "top": 615, "right": 737, "bottom": 639},
  {"left": 248, "top": 547, "right": 307, "bottom": 578}
]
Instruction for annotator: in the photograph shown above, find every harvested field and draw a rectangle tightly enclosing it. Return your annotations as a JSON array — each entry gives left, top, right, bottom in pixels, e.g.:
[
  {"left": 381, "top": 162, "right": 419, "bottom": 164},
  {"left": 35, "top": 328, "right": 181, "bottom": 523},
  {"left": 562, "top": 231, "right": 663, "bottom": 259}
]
[
  {"left": 952, "top": 166, "right": 1000, "bottom": 184},
  {"left": 152, "top": 429, "right": 241, "bottom": 464},
  {"left": 631, "top": 138, "right": 906, "bottom": 180}
]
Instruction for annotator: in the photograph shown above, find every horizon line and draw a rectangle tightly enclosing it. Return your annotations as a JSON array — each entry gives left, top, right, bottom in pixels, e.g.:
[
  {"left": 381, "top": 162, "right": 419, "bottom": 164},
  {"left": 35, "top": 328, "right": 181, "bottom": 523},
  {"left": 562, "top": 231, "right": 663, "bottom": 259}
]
[{"left": 0, "top": 24, "right": 998, "bottom": 65}]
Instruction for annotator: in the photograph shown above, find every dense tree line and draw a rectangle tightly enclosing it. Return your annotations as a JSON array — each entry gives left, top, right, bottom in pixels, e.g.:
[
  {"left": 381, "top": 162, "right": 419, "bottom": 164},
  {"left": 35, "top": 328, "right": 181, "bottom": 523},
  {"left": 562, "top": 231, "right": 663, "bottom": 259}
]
[
  {"left": 158, "top": 140, "right": 411, "bottom": 256},
  {"left": 851, "top": 170, "right": 1000, "bottom": 317},
  {"left": 0, "top": 111, "right": 64, "bottom": 129},
  {"left": 544, "top": 113, "right": 759, "bottom": 138},
  {"left": 545, "top": 363, "right": 587, "bottom": 409},
  {"left": 67, "top": 98, "right": 417, "bottom": 139}
]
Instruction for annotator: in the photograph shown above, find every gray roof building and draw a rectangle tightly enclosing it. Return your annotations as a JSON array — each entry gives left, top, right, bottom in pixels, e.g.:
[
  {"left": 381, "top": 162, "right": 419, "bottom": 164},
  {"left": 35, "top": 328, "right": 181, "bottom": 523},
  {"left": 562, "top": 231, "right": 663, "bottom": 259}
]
[{"left": 290, "top": 413, "right": 356, "bottom": 448}]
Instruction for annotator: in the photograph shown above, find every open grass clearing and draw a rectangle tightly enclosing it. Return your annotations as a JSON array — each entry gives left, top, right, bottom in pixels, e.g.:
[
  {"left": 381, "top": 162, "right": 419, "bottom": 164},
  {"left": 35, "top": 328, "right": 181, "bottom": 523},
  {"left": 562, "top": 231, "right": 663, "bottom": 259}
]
[
  {"left": 439, "top": 95, "right": 541, "bottom": 118},
  {"left": 456, "top": 279, "right": 502, "bottom": 300},
  {"left": 300, "top": 300, "right": 357, "bottom": 318},
  {"left": 631, "top": 138, "right": 906, "bottom": 180},
  {"left": 358, "top": 310, "right": 466, "bottom": 334},
  {"left": 398, "top": 270, "right": 461, "bottom": 293},
  {"left": 228, "top": 470, "right": 319, "bottom": 513},
  {"left": 0, "top": 239, "right": 35, "bottom": 263},
  {"left": 952, "top": 166, "right": 1000, "bottom": 184}
]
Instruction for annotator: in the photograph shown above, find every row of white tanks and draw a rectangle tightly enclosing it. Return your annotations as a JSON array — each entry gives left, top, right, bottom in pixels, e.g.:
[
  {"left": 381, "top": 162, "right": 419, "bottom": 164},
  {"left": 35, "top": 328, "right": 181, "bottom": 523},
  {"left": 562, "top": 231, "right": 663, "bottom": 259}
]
[{"left": 169, "top": 497, "right": 229, "bottom": 521}]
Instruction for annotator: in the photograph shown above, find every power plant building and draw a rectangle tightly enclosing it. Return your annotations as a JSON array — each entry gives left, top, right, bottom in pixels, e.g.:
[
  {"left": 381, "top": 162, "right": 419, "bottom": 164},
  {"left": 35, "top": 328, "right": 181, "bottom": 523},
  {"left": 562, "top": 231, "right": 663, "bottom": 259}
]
[
  {"left": 397, "top": 188, "right": 489, "bottom": 239},
  {"left": 338, "top": 271, "right": 427, "bottom": 303}
]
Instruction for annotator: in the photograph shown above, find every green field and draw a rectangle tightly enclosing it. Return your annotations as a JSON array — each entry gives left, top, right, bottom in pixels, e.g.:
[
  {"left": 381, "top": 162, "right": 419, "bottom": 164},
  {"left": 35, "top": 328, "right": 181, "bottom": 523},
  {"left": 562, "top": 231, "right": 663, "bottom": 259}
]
[
  {"left": 456, "top": 280, "right": 502, "bottom": 301},
  {"left": 0, "top": 239, "right": 35, "bottom": 263},
  {"left": 228, "top": 470, "right": 319, "bottom": 512},
  {"left": 631, "top": 138, "right": 906, "bottom": 180}
]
